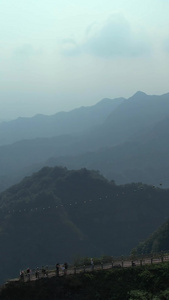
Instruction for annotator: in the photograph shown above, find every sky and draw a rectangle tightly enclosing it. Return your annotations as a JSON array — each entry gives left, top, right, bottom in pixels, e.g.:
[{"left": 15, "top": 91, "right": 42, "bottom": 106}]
[{"left": 1, "top": 0, "right": 169, "bottom": 120}]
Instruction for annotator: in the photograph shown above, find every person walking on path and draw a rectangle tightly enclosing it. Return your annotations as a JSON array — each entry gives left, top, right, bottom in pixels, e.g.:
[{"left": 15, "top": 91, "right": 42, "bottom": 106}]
[
  {"left": 20, "top": 271, "right": 24, "bottom": 282},
  {"left": 56, "top": 263, "right": 60, "bottom": 276},
  {"left": 64, "top": 262, "right": 68, "bottom": 275},
  {"left": 26, "top": 268, "right": 31, "bottom": 281},
  {"left": 35, "top": 267, "right": 39, "bottom": 279}
]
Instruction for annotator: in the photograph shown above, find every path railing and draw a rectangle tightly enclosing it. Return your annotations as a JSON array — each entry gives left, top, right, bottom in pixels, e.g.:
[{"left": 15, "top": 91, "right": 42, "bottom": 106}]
[{"left": 8, "top": 251, "right": 169, "bottom": 283}]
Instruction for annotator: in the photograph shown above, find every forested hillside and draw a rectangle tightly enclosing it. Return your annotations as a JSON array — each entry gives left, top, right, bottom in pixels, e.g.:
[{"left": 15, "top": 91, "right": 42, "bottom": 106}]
[
  {"left": 1, "top": 263, "right": 169, "bottom": 300},
  {"left": 0, "top": 166, "right": 169, "bottom": 283},
  {"left": 133, "top": 218, "right": 169, "bottom": 255}
]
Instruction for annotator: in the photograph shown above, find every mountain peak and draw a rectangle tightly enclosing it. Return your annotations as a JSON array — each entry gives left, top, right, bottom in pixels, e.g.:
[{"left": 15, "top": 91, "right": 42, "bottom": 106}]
[{"left": 131, "top": 91, "right": 147, "bottom": 98}]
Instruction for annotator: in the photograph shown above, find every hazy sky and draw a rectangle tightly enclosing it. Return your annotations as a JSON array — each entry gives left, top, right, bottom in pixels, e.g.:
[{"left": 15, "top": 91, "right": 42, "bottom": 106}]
[{"left": 1, "top": 0, "right": 169, "bottom": 120}]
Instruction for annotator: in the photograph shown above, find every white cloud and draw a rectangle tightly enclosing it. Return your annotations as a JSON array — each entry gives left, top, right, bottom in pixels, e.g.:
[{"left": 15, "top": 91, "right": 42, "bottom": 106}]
[
  {"left": 1, "top": 0, "right": 169, "bottom": 120},
  {"left": 85, "top": 14, "right": 151, "bottom": 57},
  {"left": 61, "top": 14, "right": 151, "bottom": 58}
]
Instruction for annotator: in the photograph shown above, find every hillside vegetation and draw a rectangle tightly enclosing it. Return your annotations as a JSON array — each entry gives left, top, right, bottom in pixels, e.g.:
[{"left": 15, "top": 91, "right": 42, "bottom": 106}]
[
  {"left": 0, "top": 166, "right": 169, "bottom": 283},
  {"left": 1, "top": 263, "right": 169, "bottom": 299},
  {"left": 133, "top": 218, "right": 169, "bottom": 255}
]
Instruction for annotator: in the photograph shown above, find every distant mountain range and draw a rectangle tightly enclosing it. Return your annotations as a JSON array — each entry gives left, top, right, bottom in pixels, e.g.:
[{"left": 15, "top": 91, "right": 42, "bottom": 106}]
[
  {"left": 49, "top": 115, "right": 169, "bottom": 187},
  {"left": 0, "top": 97, "right": 124, "bottom": 146},
  {"left": 1, "top": 91, "right": 169, "bottom": 285},
  {"left": 0, "top": 166, "right": 169, "bottom": 283},
  {"left": 0, "top": 91, "right": 169, "bottom": 191}
]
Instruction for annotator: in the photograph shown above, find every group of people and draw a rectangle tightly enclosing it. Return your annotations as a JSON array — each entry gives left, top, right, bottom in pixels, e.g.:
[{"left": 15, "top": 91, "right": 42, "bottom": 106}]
[
  {"left": 56, "top": 262, "right": 68, "bottom": 276},
  {"left": 19, "top": 263, "right": 68, "bottom": 281},
  {"left": 20, "top": 267, "right": 32, "bottom": 281},
  {"left": 19, "top": 259, "right": 96, "bottom": 281}
]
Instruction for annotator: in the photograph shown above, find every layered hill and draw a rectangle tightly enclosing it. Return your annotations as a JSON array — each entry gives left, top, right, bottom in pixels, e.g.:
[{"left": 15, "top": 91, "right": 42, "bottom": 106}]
[
  {"left": 0, "top": 91, "right": 169, "bottom": 192},
  {"left": 76, "top": 91, "right": 169, "bottom": 150},
  {"left": 1, "top": 166, "right": 169, "bottom": 283},
  {"left": 50, "top": 116, "right": 169, "bottom": 187},
  {"left": 0, "top": 97, "right": 124, "bottom": 146}
]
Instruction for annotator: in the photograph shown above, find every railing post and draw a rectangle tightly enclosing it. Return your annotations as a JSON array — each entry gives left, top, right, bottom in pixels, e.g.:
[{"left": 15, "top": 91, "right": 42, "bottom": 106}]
[
  {"left": 141, "top": 253, "right": 144, "bottom": 266},
  {"left": 151, "top": 255, "right": 153, "bottom": 264},
  {"left": 131, "top": 261, "right": 136, "bottom": 267},
  {"left": 140, "top": 257, "right": 142, "bottom": 266},
  {"left": 161, "top": 253, "right": 164, "bottom": 263},
  {"left": 121, "top": 256, "right": 124, "bottom": 268}
]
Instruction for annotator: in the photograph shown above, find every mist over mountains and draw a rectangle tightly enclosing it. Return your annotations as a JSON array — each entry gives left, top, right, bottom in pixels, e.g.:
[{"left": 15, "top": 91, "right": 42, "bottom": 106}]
[
  {"left": 0, "top": 97, "right": 124, "bottom": 146},
  {"left": 0, "top": 91, "right": 169, "bottom": 283},
  {"left": 0, "top": 91, "right": 169, "bottom": 191}
]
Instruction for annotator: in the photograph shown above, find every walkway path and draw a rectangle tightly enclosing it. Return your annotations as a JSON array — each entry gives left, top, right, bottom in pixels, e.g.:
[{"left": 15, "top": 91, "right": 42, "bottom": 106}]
[{"left": 7, "top": 253, "right": 169, "bottom": 284}]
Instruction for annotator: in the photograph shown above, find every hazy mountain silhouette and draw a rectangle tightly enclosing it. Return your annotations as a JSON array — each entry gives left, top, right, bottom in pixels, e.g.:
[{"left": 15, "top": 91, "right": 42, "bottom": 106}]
[
  {"left": 0, "top": 97, "right": 124, "bottom": 146},
  {"left": 0, "top": 91, "right": 169, "bottom": 191},
  {"left": 45, "top": 115, "right": 169, "bottom": 188},
  {"left": 79, "top": 91, "right": 169, "bottom": 150}
]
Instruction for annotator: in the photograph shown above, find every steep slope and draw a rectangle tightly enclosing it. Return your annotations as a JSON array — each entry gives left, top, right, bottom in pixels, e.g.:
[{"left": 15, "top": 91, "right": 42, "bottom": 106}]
[
  {"left": 133, "top": 218, "right": 169, "bottom": 255},
  {"left": 1, "top": 167, "right": 169, "bottom": 283}
]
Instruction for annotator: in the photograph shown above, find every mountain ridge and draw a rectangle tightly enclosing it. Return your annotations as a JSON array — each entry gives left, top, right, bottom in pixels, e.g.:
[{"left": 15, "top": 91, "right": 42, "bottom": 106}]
[
  {"left": 0, "top": 96, "right": 124, "bottom": 146},
  {"left": 0, "top": 91, "right": 169, "bottom": 192}
]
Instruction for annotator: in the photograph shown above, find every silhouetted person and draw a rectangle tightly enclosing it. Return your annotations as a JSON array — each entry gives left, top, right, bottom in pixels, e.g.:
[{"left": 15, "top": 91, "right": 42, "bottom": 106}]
[
  {"left": 26, "top": 268, "right": 30, "bottom": 281},
  {"left": 20, "top": 271, "right": 24, "bottom": 282},
  {"left": 64, "top": 262, "right": 68, "bottom": 275},
  {"left": 35, "top": 267, "right": 39, "bottom": 279},
  {"left": 42, "top": 266, "right": 46, "bottom": 277},
  {"left": 56, "top": 263, "right": 60, "bottom": 276}
]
